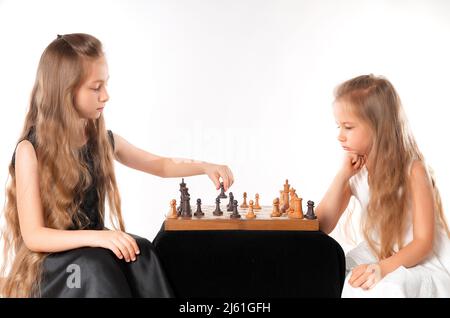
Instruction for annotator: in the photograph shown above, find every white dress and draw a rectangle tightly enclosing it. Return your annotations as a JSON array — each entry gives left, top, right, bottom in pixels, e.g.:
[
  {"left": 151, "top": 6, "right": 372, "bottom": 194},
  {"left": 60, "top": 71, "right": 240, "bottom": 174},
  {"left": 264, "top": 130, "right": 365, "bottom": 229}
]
[{"left": 341, "top": 165, "right": 450, "bottom": 298}]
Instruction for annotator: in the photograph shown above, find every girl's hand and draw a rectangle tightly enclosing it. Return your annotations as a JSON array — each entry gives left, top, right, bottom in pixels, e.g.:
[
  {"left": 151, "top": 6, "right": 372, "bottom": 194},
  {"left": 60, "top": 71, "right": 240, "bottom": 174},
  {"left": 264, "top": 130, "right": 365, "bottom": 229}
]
[
  {"left": 340, "top": 153, "right": 366, "bottom": 180},
  {"left": 92, "top": 230, "right": 140, "bottom": 262},
  {"left": 204, "top": 163, "right": 234, "bottom": 191},
  {"left": 348, "top": 263, "right": 383, "bottom": 290}
]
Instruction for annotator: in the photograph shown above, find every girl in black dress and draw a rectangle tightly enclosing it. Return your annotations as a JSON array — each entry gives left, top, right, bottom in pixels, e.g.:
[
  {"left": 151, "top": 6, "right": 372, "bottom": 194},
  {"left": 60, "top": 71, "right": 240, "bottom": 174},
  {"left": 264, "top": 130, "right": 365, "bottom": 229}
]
[{"left": 0, "top": 33, "right": 234, "bottom": 297}]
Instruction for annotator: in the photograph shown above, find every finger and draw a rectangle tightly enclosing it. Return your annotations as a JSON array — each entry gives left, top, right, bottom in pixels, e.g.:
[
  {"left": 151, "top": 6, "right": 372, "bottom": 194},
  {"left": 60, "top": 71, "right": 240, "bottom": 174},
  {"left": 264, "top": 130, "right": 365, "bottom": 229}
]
[
  {"left": 123, "top": 233, "right": 140, "bottom": 255},
  {"left": 223, "top": 173, "right": 230, "bottom": 192},
  {"left": 108, "top": 243, "right": 123, "bottom": 260},
  {"left": 352, "top": 271, "right": 371, "bottom": 288},
  {"left": 118, "top": 236, "right": 136, "bottom": 261},
  {"left": 350, "top": 153, "right": 358, "bottom": 165},
  {"left": 112, "top": 238, "right": 131, "bottom": 262},
  {"left": 213, "top": 173, "right": 221, "bottom": 190},
  {"left": 355, "top": 157, "right": 363, "bottom": 170},
  {"left": 361, "top": 276, "right": 374, "bottom": 290},
  {"left": 349, "top": 267, "right": 366, "bottom": 284},
  {"left": 351, "top": 265, "right": 366, "bottom": 276}
]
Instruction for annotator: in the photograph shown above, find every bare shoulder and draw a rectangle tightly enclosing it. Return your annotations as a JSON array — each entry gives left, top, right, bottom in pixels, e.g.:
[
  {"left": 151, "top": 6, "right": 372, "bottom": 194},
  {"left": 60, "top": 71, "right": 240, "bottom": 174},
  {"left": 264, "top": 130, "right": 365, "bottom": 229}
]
[
  {"left": 15, "top": 140, "right": 38, "bottom": 169},
  {"left": 409, "top": 160, "right": 434, "bottom": 198},
  {"left": 409, "top": 160, "right": 430, "bottom": 184}
]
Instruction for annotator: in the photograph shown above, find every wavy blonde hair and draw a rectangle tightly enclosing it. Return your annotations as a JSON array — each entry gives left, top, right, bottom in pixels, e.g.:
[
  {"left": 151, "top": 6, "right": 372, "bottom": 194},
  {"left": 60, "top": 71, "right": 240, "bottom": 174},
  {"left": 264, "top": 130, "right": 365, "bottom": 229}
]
[
  {"left": 0, "top": 33, "right": 125, "bottom": 297},
  {"left": 335, "top": 74, "right": 449, "bottom": 260}
]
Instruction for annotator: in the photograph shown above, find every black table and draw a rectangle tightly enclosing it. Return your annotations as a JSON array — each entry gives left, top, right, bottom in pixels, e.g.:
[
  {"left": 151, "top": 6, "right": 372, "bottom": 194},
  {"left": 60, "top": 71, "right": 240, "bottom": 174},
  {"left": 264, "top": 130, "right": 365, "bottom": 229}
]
[{"left": 153, "top": 224, "right": 345, "bottom": 298}]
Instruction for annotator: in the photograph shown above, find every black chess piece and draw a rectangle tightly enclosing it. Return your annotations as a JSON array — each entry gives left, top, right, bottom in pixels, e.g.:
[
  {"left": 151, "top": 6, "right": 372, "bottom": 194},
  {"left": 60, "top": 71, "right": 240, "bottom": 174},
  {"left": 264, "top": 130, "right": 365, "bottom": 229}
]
[
  {"left": 213, "top": 197, "right": 223, "bottom": 216},
  {"left": 218, "top": 182, "right": 227, "bottom": 199},
  {"left": 194, "top": 198, "right": 204, "bottom": 218},
  {"left": 305, "top": 200, "right": 317, "bottom": 220},
  {"left": 178, "top": 178, "right": 187, "bottom": 216},
  {"left": 230, "top": 200, "right": 241, "bottom": 219},
  {"left": 181, "top": 193, "right": 192, "bottom": 218},
  {"left": 227, "top": 192, "right": 234, "bottom": 211}
]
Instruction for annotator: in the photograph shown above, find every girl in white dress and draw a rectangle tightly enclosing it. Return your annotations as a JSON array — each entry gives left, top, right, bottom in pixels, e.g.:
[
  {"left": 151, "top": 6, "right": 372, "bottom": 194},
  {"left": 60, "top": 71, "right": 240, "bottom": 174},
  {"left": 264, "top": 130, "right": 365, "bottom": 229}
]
[{"left": 316, "top": 74, "right": 450, "bottom": 297}]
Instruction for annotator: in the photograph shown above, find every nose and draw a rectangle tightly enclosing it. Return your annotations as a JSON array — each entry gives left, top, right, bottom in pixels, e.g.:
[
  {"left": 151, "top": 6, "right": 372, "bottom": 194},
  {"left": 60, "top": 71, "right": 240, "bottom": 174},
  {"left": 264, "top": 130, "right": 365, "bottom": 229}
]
[
  {"left": 100, "top": 87, "right": 109, "bottom": 103},
  {"left": 337, "top": 129, "right": 346, "bottom": 142}
]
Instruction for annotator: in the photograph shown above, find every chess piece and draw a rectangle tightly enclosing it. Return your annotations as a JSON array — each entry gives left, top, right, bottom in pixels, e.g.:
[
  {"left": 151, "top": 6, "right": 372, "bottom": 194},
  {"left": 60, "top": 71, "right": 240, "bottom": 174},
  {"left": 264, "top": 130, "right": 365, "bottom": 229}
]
[
  {"left": 305, "top": 200, "right": 317, "bottom": 220},
  {"left": 181, "top": 192, "right": 192, "bottom": 219},
  {"left": 289, "top": 188, "right": 298, "bottom": 213},
  {"left": 254, "top": 193, "right": 261, "bottom": 210},
  {"left": 240, "top": 192, "right": 249, "bottom": 208},
  {"left": 246, "top": 199, "right": 256, "bottom": 219},
  {"left": 178, "top": 178, "right": 192, "bottom": 217},
  {"left": 289, "top": 197, "right": 303, "bottom": 219},
  {"left": 282, "top": 179, "right": 290, "bottom": 211},
  {"left": 271, "top": 198, "right": 281, "bottom": 217},
  {"left": 218, "top": 182, "right": 227, "bottom": 199},
  {"left": 167, "top": 199, "right": 178, "bottom": 219},
  {"left": 213, "top": 197, "right": 223, "bottom": 216},
  {"left": 194, "top": 198, "right": 205, "bottom": 218},
  {"left": 230, "top": 200, "right": 241, "bottom": 219},
  {"left": 227, "top": 192, "right": 234, "bottom": 211}
]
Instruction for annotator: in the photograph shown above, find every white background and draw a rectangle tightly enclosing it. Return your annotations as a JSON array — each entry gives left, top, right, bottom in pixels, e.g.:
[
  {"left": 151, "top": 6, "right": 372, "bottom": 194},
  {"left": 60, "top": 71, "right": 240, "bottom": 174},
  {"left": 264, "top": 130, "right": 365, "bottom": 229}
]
[{"left": 1, "top": 0, "right": 449, "bottom": 253}]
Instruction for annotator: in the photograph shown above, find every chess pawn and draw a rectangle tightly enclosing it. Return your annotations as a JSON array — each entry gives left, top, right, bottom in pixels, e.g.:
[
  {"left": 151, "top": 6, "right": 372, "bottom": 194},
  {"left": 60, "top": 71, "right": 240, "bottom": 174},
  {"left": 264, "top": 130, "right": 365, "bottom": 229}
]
[
  {"left": 167, "top": 199, "right": 178, "bottom": 219},
  {"left": 289, "top": 197, "right": 303, "bottom": 219},
  {"left": 254, "top": 193, "right": 261, "bottom": 210},
  {"left": 230, "top": 200, "right": 241, "bottom": 219},
  {"left": 194, "top": 198, "right": 205, "bottom": 218},
  {"left": 218, "top": 181, "right": 227, "bottom": 199},
  {"left": 213, "top": 197, "right": 223, "bottom": 216},
  {"left": 271, "top": 198, "right": 281, "bottom": 217},
  {"left": 246, "top": 200, "right": 256, "bottom": 219},
  {"left": 227, "top": 192, "right": 234, "bottom": 211},
  {"left": 305, "top": 200, "right": 317, "bottom": 220},
  {"left": 240, "top": 192, "right": 249, "bottom": 208}
]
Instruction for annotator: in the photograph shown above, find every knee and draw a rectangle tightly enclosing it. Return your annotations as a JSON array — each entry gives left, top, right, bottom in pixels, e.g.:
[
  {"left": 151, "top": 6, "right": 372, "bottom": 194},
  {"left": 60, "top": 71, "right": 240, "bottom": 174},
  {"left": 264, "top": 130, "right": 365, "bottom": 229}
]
[
  {"left": 69, "top": 247, "right": 120, "bottom": 275},
  {"left": 128, "top": 234, "right": 155, "bottom": 256}
]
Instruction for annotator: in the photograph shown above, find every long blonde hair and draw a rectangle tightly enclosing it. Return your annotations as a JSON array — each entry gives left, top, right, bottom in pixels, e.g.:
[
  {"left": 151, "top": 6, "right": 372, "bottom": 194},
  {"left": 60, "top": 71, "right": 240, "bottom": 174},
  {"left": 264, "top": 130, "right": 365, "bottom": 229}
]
[
  {"left": 335, "top": 74, "right": 449, "bottom": 260},
  {"left": 0, "top": 33, "right": 125, "bottom": 297}
]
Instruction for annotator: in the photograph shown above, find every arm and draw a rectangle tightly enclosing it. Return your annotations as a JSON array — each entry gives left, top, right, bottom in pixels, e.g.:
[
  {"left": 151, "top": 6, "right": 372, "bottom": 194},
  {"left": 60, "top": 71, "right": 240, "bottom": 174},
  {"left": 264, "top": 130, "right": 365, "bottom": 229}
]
[
  {"left": 112, "top": 132, "right": 234, "bottom": 190},
  {"left": 349, "top": 161, "right": 435, "bottom": 289},
  {"left": 316, "top": 153, "right": 365, "bottom": 234},
  {"left": 315, "top": 171, "right": 352, "bottom": 234},
  {"left": 378, "top": 161, "right": 435, "bottom": 275},
  {"left": 15, "top": 141, "right": 139, "bottom": 262}
]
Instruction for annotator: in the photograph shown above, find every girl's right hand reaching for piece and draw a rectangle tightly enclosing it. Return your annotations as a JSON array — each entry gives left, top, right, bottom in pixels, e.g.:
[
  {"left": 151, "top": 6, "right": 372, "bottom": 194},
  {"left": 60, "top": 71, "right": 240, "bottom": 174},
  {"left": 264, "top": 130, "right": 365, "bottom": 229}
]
[
  {"left": 92, "top": 230, "right": 140, "bottom": 262},
  {"left": 340, "top": 153, "right": 366, "bottom": 180}
]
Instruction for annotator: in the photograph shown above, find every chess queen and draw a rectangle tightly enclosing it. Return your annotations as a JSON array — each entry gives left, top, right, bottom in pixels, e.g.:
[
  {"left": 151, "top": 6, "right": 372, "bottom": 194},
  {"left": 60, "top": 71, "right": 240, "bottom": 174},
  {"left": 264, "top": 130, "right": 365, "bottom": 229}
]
[
  {"left": 316, "top": 74, "right": 450, "bottom": 297},
  {"left": 0, "top": 33, "right": 235, "bottom": 297}
]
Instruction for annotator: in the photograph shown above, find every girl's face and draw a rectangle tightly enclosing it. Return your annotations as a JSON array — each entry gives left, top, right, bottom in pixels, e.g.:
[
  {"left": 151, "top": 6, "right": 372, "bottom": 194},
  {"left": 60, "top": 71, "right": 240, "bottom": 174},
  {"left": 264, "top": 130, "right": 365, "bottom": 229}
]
[
  {"left": 333, "top": 100, "right": 373, "bottom": 157},
  {"left": 74, "top": 57, "right": 110, "bottom": 120}
]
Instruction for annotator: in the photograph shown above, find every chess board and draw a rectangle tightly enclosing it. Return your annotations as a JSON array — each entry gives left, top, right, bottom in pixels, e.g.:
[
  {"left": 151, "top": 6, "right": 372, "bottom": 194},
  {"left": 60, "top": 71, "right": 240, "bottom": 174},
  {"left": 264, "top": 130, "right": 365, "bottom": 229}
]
[{"left": 165, "top": 204, "right": 319, "bottom": 231}]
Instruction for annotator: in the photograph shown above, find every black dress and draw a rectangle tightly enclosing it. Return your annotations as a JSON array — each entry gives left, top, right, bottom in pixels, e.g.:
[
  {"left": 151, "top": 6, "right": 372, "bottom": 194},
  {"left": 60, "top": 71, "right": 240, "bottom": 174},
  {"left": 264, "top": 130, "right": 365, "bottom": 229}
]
[{"left": 11, "top": 127, "right": 174, "bottom": 298}]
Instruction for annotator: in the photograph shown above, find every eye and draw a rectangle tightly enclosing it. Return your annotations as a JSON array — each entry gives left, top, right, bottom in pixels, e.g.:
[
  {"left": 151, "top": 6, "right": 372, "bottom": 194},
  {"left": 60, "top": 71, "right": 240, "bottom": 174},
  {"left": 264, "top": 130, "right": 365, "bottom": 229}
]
[
  {"left": 344, "top": 126, "right": 353, "bottom": 130},
  {"left": 91, "top": 86, "right": 101, "bottom": 91}
]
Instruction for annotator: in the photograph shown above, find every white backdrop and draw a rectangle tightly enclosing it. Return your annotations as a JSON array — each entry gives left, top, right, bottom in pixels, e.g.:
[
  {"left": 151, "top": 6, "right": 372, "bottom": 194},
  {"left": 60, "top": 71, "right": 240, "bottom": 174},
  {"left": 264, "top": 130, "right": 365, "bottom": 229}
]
[{"left": 1, "top": 0, "right": 449, "bottom": 254}]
